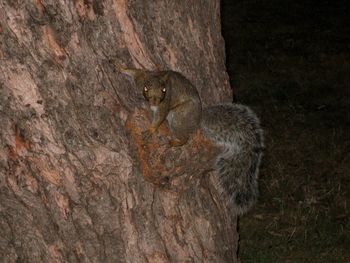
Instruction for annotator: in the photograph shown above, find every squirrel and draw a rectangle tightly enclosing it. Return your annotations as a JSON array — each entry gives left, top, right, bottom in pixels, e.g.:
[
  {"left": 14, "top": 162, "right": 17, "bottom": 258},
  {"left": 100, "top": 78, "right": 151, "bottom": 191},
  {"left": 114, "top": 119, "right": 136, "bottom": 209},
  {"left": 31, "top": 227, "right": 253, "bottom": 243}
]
[
  {"left": 113, "top": 63, "right": 264, "bottom": 215},
  {"left": 113, "top": 64, "right": 202, "bottom": 147}
]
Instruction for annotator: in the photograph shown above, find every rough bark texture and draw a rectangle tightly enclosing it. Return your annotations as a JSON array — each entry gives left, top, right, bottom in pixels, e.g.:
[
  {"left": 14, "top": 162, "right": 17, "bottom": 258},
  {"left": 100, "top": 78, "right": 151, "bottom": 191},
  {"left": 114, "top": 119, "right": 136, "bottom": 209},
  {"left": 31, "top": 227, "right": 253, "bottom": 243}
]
[{"left": 0, "top": 1, "right": 237, "bottom": 262}]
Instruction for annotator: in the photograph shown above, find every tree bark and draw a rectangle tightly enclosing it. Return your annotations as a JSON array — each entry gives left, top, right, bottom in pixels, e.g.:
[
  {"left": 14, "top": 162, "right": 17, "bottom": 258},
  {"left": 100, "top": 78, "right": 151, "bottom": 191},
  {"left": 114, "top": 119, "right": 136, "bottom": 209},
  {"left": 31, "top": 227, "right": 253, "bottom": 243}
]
[{"left": 0, "top": 1, "right": 237, "bottom": 262}]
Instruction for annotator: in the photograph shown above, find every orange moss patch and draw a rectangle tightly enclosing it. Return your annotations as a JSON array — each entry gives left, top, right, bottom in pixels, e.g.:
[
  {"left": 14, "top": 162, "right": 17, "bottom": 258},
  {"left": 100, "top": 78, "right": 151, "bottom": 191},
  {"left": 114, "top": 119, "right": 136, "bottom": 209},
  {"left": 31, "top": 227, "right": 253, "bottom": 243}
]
[
  {"left": 126, "top": 108, "right": 220, "bottom": 188},
  {"left": 125, "top": 109, "right": 169, "bottom": 186}
]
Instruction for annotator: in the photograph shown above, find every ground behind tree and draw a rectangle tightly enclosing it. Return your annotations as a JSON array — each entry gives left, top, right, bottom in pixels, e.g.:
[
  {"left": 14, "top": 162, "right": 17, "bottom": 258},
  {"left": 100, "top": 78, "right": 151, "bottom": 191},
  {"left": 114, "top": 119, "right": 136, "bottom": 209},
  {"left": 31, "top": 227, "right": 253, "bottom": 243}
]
[{"left": 222, "top": 0, "right": 350, "bottom": 261}]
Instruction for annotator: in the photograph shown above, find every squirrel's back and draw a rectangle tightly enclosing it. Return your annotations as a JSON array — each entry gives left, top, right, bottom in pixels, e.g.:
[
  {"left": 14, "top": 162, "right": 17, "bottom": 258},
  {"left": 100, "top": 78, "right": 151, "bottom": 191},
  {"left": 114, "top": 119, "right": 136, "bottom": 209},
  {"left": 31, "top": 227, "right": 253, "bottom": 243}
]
[
  {"left": 163, "top": 71, "right": 202, "bottom": 107},
  {"left": 201, "top": 104, "right": 264, "bottom": 215}
]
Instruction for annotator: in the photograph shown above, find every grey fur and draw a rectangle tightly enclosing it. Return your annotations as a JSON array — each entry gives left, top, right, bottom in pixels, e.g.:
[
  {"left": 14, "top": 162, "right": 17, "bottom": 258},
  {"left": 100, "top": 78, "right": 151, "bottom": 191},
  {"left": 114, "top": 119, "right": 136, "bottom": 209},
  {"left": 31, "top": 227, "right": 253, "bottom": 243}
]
[{"left": 201, "top": 104, "right": 264, "bottom": 215}]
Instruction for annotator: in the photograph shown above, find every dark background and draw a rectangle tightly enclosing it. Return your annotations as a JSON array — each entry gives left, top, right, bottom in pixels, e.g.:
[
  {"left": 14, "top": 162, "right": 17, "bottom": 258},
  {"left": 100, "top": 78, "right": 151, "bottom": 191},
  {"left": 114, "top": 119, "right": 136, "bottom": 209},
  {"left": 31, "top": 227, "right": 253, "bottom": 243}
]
[{"left": 221, "top": 0, "right": 350, "bottom": 261}]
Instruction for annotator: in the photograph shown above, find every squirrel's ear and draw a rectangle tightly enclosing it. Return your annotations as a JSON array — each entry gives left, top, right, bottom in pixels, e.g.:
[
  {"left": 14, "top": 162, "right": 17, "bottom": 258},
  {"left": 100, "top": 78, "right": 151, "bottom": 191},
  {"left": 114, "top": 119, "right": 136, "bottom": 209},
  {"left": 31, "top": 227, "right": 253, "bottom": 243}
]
[
  {"left": 109, "top": 60, "right": 144, "bottom": 82},
  {"left": 159, "top": 72, "right": 170, "bottom": 84},
  {"left": 119, "top": 68, "right": 144, "bottom": 83}
]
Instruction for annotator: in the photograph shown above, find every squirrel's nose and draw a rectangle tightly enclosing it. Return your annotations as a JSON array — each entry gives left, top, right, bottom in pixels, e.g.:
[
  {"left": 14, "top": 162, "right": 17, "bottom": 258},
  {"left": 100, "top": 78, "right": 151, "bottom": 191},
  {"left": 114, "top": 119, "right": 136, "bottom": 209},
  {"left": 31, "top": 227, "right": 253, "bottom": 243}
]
[{"left": 150, "top": 97, "right": 161, "bottom": 106}]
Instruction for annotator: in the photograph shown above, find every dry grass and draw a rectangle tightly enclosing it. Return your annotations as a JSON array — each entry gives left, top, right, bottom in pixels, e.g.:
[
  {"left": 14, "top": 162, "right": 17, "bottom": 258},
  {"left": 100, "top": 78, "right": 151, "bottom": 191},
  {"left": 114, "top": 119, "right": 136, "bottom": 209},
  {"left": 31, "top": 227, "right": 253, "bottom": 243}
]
[{"left": 221, "top": 0, "right": 350, "bottom": 262}]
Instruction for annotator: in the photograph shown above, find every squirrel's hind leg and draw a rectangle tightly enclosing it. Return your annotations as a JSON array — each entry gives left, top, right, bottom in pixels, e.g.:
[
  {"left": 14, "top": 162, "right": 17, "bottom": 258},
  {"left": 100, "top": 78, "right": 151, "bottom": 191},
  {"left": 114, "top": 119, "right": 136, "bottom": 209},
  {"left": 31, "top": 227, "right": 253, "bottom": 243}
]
[
  {"left": 169, "top": 137, "right": 188, "bottom": 147},
  {"left": 167, "top": 101, "right": 201, "bottom": 147}
]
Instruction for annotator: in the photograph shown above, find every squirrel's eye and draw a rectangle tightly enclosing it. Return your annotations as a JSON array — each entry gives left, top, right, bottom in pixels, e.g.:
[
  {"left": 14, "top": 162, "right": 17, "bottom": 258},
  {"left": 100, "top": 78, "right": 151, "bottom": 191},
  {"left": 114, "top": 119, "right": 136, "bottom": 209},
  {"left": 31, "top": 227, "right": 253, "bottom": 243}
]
[
  {"left": 162, "top": 87, "right": 166, "bottom": 93},
  {"left": 144, "top": 86, "right": 148, "bottom": 92}
]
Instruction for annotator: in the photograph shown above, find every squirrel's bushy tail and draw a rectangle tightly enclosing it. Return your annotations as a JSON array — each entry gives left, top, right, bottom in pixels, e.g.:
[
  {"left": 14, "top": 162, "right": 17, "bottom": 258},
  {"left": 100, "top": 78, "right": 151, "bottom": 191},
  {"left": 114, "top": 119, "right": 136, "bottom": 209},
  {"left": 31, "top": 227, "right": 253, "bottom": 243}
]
[{"left": 201, "top": 104, "right": 264, "bottom": 215}]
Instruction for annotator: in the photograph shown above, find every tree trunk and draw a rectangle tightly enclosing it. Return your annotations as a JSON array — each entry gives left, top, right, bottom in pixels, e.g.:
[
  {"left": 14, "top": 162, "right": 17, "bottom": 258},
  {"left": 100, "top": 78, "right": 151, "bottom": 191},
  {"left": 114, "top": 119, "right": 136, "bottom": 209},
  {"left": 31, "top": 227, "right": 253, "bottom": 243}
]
[{"left": 0, "top": 1, "right": 237, "bottom": 262}]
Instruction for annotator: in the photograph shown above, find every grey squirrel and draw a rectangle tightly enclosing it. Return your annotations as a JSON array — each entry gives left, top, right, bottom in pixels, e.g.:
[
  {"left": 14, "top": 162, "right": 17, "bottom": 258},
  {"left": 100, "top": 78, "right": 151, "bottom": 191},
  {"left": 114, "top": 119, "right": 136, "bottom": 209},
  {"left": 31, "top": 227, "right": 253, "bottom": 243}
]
[{"left": 113, "top": 63, "right": 264, "bottom": 215}]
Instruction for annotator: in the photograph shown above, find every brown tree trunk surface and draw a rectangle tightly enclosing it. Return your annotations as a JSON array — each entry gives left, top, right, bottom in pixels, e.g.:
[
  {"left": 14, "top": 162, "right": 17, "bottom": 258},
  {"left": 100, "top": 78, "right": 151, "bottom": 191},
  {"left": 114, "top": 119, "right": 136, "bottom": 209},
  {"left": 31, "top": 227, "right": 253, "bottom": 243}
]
[{"left": 0, "top": 1, "right": 237, "bottom": 262}]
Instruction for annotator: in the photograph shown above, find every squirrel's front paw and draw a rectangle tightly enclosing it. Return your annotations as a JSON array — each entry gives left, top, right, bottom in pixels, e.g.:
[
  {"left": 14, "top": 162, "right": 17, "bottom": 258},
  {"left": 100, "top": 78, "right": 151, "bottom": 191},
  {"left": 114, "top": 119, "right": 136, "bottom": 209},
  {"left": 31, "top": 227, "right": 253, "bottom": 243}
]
[
  {"left": 141, "top": 130, "right": 150, "bottom": 141},
  {"left": 141, "top": 127, "right": 155, "bottom": 141}
]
